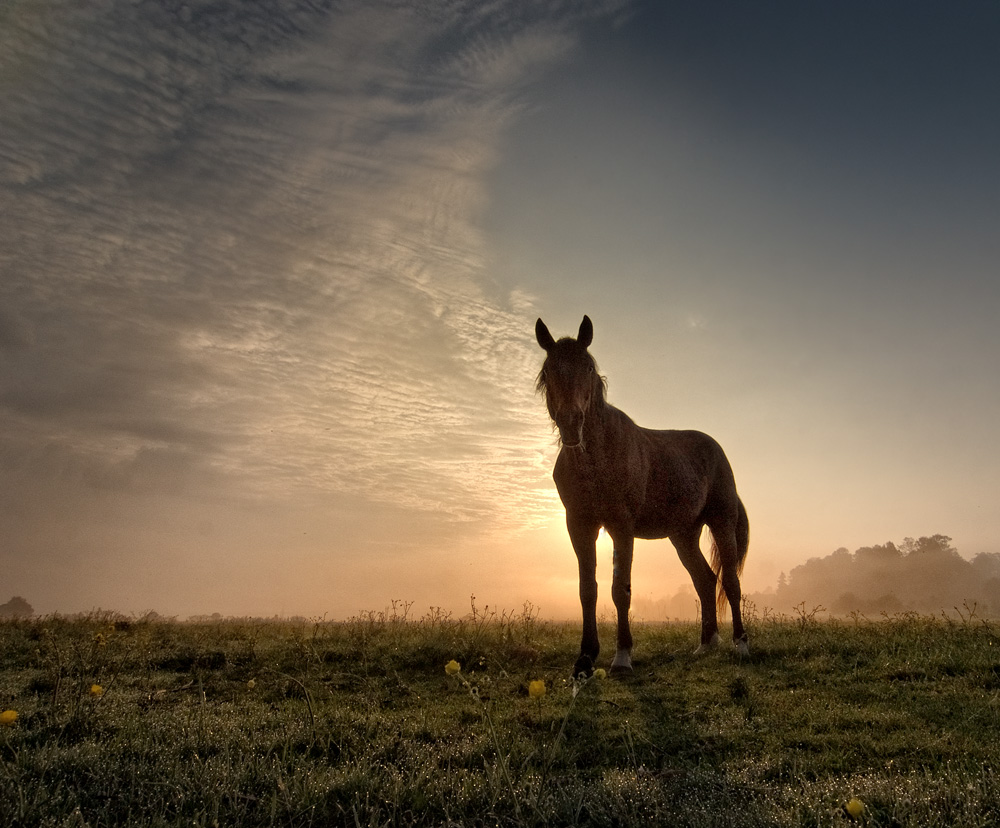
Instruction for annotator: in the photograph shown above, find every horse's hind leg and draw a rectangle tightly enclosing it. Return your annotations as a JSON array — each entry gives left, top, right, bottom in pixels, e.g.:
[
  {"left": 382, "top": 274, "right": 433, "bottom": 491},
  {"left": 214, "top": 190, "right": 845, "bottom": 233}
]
[
  {"left": 734, "top": 499, "right": 750, "bottom": 655},
  {"left": 671, "top": 528, "right": 720, "bottom": 653},
  {"left": 721, "top": 557, "right": 749, "bottom": 657},
  {"left": 710, "top": 517, "right": 750, "bottom": 657}
]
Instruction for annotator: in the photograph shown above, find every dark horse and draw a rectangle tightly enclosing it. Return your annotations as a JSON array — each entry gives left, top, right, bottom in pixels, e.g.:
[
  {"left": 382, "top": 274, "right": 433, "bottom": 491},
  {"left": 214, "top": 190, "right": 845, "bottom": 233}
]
[{"left": 535, "top": 315, "right": 749, "bottom": 677}]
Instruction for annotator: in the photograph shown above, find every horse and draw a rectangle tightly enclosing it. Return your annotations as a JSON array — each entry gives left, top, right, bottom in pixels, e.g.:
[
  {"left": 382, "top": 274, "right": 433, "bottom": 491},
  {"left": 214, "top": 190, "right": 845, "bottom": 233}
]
[{"left": 535, "top": 315, "right": 750, "bottom": 677}]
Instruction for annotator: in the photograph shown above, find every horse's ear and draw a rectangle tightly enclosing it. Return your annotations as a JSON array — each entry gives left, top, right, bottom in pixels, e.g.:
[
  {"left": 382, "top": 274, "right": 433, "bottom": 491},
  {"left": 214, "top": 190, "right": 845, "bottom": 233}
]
[
  {"left": 535, "top": 318, "right": 556, "bottom": 351},
  {"left": 577, "top": 315, "right": 593, "bottom": 348}
]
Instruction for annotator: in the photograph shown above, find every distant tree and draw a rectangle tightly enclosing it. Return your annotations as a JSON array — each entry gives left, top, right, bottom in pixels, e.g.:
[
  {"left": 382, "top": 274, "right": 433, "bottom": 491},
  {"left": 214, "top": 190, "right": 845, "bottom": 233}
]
[
  {"left": 968, "top": 553, "right": 1000, "bottom": 615},
  {"left": 766, "top": 535, "right": 999, "bottom": 618},
  {"left": 971, "top": 553, "right": 1000, "bottom": 579},
  {"left": 900, "top": 535, "right": 957, "bottom": 558},
  {"left": 0, "top": 596, "right": 34, "bottom": 618},
  {"left": 854, "top": 542, "right": 901, "bottom": 562}
]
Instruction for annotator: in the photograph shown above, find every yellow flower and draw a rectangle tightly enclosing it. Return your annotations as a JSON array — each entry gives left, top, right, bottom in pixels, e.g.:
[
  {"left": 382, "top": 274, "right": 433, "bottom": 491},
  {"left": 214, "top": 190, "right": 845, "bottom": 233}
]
[
  {"left": 528, "top": 680, "right": 546, "bottom": 699},
  {"left": 445, "top": 660, "right": 461, "bottom": 676},
  {"left": 846, "top": 798, "right": 866, "bottom": 818},
  {"left": 593, "top": 668, "right": 607, "bottom": 679},
  {"left": 247, "top": 679, "right": 256, "bottom": 690},
  {"left": 0, "top": 710, "right": 17, "bottom": 727},
  {"left": 89, "top": 684, "right": 104, "bottom": 697}
]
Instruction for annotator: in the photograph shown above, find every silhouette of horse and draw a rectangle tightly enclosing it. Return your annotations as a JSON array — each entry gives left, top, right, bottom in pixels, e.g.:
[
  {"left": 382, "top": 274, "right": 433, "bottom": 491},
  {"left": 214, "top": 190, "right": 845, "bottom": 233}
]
[{"left": 535, "top": 315, "right": 749, "bottom": 676}]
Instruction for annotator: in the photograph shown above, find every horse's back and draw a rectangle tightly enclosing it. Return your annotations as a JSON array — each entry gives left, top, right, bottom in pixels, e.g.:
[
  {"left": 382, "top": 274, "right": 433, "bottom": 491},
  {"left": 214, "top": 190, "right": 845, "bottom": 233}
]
[
  {"left": 634, "top": 427, "right": 738, "bottom": 537},
  {"left": 642, "top": 428, "right": 733, "bottom": 478}
]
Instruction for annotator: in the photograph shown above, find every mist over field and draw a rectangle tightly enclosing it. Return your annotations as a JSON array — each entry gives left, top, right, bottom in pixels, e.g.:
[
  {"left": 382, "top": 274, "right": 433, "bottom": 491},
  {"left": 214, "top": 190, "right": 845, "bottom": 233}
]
[{"left": 5, "top": 533, "right": 997, "bottom": 627}]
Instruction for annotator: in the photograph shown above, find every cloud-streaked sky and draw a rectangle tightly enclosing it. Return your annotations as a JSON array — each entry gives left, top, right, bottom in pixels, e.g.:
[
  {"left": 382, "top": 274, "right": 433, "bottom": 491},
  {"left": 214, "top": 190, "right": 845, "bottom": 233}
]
[{"left": 3, "top": 0, "right": 998, "bottom": 619}]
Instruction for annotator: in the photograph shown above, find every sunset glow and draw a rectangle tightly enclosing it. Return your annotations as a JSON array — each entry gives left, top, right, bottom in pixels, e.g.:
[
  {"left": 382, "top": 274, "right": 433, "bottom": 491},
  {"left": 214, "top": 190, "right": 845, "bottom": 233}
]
[{"left": 2, "top": 1, "right": 998, "bottom": 620}]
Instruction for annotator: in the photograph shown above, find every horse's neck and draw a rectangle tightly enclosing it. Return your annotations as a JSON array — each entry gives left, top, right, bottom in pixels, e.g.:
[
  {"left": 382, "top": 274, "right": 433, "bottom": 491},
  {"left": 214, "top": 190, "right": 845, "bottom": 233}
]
[
  {"left": 581, "top": 402, "right": 616, "bottom": 456},
  {"left": 558, "top": 405, "right": 620, "bottom": 489}
]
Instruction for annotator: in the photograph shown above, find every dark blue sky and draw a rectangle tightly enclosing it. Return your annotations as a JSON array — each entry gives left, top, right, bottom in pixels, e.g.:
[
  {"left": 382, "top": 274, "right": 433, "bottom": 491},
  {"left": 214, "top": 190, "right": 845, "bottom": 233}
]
[{"left": 493, "top": 0, "right": 1000, "bottom": 283}]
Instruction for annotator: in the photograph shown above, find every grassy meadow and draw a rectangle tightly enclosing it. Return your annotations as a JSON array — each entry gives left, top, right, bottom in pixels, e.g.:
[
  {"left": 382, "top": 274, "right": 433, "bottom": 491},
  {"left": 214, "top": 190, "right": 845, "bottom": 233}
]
[{"left": 1, "top": 601, "right": 999, "bottom": 827}]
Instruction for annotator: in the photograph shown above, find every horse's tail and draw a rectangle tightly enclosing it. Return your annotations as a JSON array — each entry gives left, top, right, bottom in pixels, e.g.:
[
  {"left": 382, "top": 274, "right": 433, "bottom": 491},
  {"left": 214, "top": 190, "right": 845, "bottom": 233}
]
[{"left": 709, "top": 496, "right": 750, "bottom": 618}]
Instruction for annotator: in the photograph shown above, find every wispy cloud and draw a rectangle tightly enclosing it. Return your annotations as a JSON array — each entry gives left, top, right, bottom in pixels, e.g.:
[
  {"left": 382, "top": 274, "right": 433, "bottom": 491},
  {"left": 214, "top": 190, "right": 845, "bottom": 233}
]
[{"left": 1, "top": 0, "right": 624, "bottom": 576}]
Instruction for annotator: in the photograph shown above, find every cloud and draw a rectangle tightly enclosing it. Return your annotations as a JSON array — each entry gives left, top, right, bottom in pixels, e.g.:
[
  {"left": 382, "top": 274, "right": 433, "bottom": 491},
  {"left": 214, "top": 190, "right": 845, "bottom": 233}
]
[{"left": 0, "top": 0, "right": 621, "bottom": 569}]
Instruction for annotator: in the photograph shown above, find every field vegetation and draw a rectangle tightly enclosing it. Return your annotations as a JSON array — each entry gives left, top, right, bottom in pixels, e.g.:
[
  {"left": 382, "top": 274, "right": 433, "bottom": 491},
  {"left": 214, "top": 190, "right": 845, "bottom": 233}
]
[{"left": 1, "top": 599, "right": 999, "bottom": 827}]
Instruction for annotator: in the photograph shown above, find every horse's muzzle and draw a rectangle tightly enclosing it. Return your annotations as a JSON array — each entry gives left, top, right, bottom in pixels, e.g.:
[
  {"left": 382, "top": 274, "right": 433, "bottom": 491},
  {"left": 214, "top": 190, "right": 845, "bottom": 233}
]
[{"left": 556, "top": 408, "right": 585, "bottom": 448}]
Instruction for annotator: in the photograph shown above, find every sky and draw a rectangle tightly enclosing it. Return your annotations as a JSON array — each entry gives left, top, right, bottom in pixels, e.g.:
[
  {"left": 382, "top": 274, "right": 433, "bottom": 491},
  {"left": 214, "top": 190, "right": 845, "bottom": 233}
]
[{"left": 2, "top": 0, "right": 998, "bottom": 620}]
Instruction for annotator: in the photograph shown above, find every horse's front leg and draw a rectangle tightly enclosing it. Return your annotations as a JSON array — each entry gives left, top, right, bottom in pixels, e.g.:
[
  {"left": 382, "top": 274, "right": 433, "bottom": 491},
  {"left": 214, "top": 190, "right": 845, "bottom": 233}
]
[
  {"left": 568, "top": 519, "right": 600, "bottom": 677},
  {"left": 609, "top": 531, "right": 634, "bottom": 675}
]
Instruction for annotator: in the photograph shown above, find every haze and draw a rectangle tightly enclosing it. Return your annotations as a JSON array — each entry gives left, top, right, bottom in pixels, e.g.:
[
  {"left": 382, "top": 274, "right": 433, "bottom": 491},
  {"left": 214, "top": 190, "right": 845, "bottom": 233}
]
[{"left": 3, "top": 1, "right": 998, "bottom": 619}]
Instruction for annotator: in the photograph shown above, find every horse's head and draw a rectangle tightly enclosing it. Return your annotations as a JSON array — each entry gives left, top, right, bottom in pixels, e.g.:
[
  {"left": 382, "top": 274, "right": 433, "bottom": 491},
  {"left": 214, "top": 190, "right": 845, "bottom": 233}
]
[{"left": 535, "top": 315, "right": 605, "bottom": 449}]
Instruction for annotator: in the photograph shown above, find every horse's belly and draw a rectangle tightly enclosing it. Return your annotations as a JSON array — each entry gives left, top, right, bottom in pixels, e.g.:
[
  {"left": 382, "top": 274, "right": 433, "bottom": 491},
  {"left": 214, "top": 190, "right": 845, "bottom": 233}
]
[
  {"left": 632, "top": 521, "right": 678, "bottom": 541},
  {"left": 632, "top": 496, "right": 703, "bottom": 540}
]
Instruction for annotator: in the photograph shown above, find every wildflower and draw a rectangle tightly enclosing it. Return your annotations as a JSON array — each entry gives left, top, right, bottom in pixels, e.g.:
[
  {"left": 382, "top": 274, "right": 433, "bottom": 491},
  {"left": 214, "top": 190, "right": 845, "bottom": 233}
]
[
  {"left": 846, "top": 798, "right": 866, "bottom": 818},
  {"left": 89, "top": 684, "right": 104, "bottom": 697},
  {"left": 528, "top": 680, "right": 546, "bottom": 699},
  {"left": 0, "top": 710, "right": 17, "bottom": 727},
  {"left": 94, "top": 632, "right": 106, "bottom": 647},
  {"left": 445, "top": 659, "right": 461, "bottom": 676},
  {"left": 247, "top": 679, "right": 256, "bottom": 690},
  {"left": 593, "top": 668, "right": 607, "bottom": 679}
]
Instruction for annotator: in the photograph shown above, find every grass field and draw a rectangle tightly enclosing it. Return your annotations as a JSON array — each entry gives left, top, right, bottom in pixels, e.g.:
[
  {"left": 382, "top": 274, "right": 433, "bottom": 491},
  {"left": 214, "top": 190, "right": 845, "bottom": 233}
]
[{"left": 1, "top": 601, "right": 998, "bottom": 827}]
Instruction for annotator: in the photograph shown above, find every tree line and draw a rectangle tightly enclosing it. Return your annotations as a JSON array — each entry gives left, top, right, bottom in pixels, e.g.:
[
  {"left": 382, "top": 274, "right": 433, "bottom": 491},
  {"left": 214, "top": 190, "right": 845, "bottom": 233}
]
[
  {"left": 767, "top": 534, "right": 1000, "bottom": 618},
  {"left": 635, "top": 534, "right": 1000, "bottom": 621}
]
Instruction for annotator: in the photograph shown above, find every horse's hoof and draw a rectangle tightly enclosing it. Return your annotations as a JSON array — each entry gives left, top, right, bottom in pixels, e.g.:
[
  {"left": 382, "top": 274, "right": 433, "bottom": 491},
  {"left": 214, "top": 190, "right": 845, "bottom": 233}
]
[
  {"left": 609, "top": 650, "right": 633, "bottom": 676},
  {"left": 735, "top": 638, "right": 750, "bottom": 659},
  {"left": 693, "top": 632, "right": 721, "bottom": 656},
  {"left": 573, "top": 654, "right": 595, "bottom": 679}
]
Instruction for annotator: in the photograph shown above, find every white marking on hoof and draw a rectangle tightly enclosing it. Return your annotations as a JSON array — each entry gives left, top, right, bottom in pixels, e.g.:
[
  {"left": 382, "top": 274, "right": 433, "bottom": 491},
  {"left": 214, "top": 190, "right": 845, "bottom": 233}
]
[
  {"left": 610, "top": 649, "right": 633, "bottom": 675},
  {"left": 693, "top": 632, "right": 721, "bottom": 655},
  {"left": 735, "top": 638, "right": 750, "bottom": 658}
]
